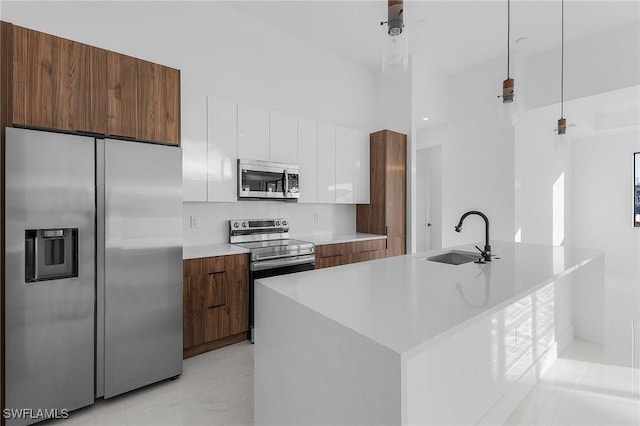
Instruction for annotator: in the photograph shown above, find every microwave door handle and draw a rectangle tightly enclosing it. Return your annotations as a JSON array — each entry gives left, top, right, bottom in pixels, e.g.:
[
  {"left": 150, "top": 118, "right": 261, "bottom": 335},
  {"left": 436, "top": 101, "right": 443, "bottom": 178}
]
[{"left": 284, "top": 169, "right": 289, "bottom": 195}]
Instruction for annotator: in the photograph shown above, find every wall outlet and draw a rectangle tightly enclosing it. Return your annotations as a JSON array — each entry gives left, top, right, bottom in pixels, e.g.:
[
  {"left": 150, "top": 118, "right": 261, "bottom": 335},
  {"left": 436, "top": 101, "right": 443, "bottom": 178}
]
[
  {"left": 190, "top": 216, "right": 200, "bottom": 229},
  {"left": 313, "top": 213, "right": 319, "bottom": 223}
]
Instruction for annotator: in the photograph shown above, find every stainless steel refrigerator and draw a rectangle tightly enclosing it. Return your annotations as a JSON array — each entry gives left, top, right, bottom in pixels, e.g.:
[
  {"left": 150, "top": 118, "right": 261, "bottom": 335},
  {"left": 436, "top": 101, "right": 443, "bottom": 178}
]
[{"left": 5, "top": 127, "right": 183, "bottom": 425}]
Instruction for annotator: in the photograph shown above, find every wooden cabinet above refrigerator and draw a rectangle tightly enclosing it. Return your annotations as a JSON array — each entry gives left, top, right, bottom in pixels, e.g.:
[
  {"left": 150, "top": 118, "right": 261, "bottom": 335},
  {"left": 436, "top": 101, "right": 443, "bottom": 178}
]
[{"left": 3, "top": 21, "right": 180, "bottom": 146}]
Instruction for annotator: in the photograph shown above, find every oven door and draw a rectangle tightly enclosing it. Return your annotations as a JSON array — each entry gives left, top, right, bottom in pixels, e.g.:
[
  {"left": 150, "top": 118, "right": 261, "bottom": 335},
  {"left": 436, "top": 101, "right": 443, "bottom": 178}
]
[
  {"left": 238, "top": 159, "right": 300, "bottom": 199},
  {"left": 248, "top": 254, "right": 315, "bottom": 343}
]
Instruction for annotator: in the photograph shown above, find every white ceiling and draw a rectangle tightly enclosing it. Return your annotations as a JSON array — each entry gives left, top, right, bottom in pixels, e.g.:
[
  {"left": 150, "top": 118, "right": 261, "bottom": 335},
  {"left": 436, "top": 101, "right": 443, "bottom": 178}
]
[{"left": 224, "top": 1, "right": 640, "bottom": 75}]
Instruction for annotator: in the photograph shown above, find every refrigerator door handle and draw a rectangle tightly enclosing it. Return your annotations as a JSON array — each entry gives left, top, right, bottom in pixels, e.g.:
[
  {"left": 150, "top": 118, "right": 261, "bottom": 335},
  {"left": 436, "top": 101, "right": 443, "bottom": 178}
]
[{"left": 95, "top": 139, "right": 106, "bottom": 398}]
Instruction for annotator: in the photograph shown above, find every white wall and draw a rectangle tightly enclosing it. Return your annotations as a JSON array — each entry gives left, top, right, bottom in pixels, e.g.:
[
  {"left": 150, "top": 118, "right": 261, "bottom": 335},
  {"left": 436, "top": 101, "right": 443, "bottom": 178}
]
[
  {"left": 425, "top": 145, "right": 443, "bottom": 251},
  {"left": 524, "top": 21, "right": 640, "bottom": 110},
  {"left": 572, "top": 128, "right": 640, "bottom": 278},
  {"left": 184, "top": 202, "right": 355, "bottom": 246},
  {"left": 571, "top": 123, "right": 640, "bottom": 365},
  {"left": 2, "top": 1, "right": 378, "bottom": 246},
  {"left": 514, "top": 105, "right": 573, "bottom": 246},
  {"left": 440, "top": 55, "right": 516, "bottom": 249}
]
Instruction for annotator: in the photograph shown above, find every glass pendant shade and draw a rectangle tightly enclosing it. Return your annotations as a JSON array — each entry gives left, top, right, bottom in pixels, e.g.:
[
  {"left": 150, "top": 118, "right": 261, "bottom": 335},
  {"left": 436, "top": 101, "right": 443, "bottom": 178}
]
[
  {"left": 382, "top": 30, "right": 408, "bottom": 76},
  {"left": 498, "top": 78, "right": 517, "bottom": 124},
  {"left": 554, "top": 118, "right": 570, "bottom": 150}
]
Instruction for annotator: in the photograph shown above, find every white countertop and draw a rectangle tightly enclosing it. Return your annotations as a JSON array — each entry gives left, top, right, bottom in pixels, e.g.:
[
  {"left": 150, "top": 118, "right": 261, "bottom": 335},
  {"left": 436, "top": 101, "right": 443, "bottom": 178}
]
[
  {"left": 255, "top": 241, "right": 603, "bottom": 355},
  {"left": 183, "top": 243, "right": 249, "bottom": 260},
  {"left": 295, "top": 232, "right": 386, "bottom": 246},
  {"left": 182, "top": 233, "right": 385, "bottom": 259}
]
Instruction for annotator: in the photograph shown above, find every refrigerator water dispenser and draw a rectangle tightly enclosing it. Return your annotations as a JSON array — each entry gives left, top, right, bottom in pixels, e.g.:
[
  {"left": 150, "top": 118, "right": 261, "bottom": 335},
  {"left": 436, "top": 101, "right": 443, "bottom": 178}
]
[{"left": 25, "top": 228, "right": 78, "bottom": 282}]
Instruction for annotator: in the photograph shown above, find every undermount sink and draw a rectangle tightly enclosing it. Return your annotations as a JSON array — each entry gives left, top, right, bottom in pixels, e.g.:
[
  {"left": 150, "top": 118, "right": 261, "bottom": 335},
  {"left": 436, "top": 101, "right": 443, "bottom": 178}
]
[{"left": 426, "top": 250, "right": 479, "bottom": 265}]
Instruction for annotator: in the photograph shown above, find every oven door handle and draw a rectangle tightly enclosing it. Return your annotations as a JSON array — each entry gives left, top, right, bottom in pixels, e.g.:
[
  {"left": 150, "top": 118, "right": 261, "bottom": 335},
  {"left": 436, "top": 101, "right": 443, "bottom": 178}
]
[
  {"left": 252, "top": 248, "right": 315, "bottom": 262},
  {"left": 284, "top": 169, "right": 289, "bottom": 196},
  {"left": 251, "top": 254, "right": 316, "bottom": 271}
]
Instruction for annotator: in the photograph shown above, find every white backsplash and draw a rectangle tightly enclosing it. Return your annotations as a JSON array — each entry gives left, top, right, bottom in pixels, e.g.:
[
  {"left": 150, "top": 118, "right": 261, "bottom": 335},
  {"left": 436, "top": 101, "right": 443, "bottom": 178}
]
[{"left": 183, "top": 202, "right": 356, "bottom": 246}]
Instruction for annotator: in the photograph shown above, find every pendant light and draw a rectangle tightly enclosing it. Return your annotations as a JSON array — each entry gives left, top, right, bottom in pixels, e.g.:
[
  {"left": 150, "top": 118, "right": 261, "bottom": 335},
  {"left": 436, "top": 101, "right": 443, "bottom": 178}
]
[
  {"left": 498, "top": 0, "right": 516, "bottom": 124},
  {"left": 381, "top": 0, "right": 408, "bottom": 76},
  {"left": 555, "top": 0, "right": 570, "bottom": 149}
]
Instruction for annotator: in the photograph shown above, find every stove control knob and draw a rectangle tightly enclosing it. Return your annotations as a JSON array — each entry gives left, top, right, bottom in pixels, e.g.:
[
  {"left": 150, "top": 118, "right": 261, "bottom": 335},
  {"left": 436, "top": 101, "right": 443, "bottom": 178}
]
[
  {"left": 233, "top": 222, "right": 239, "bottom": 228},
  {"left": 282, "top": 220, "right": 288, "bottom": 226},
  {"left": 242, "top": 222, "right": 247, "bottom": 228}
]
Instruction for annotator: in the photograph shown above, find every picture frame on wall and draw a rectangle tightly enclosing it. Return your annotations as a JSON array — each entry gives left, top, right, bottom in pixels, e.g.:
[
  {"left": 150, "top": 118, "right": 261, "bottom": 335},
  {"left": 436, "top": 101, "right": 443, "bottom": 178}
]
[{"left": 635, "top": 153, "right": 640, "bottom": 227}]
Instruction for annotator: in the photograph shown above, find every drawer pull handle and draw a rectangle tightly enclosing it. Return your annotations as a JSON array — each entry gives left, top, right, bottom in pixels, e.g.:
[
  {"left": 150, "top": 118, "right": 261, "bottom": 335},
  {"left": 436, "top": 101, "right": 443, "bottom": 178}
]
[{"left": 320, "top": 254, "right": 343, "bottom": 259}]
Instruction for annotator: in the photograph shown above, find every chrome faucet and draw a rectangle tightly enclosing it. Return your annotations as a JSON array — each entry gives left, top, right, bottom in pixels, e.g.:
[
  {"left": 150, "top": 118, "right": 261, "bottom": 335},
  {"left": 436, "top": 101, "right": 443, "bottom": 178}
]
[{"left": 454, "top": 211, "right": 491, "bottom": 262}]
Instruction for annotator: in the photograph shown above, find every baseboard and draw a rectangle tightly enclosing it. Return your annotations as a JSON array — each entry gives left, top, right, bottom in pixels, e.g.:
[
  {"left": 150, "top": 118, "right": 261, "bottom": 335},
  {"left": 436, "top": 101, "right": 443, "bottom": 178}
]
[{"left": 183, "top": 332, "right": 247, "bottom": 359}]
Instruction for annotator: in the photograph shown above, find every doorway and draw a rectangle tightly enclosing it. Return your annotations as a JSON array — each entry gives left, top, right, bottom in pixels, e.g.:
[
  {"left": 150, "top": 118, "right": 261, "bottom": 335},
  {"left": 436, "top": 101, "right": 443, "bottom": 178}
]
[{"left": 416, "top": 145, "right": 442, "bottom": 252}]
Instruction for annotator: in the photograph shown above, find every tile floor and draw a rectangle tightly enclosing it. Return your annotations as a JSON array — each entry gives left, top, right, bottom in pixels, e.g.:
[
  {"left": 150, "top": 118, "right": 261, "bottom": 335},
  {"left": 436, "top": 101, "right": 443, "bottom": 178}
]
[
  {"left": 46, "top": 274, "right": 639, "bottom": 426},
  {"left": 45, "top": 342, "right": 254, "bottom": 426},
  {"left": 504, "top": 341, "right": 640, "bottom": 425}
]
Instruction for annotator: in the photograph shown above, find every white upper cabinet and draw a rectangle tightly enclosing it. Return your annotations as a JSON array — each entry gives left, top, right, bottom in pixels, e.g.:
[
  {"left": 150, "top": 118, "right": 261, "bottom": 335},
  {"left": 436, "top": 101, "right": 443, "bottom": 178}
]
[
  {"left": 238, "top": 103, "right": 269, "bottom": 161},
  {"left": 317, "top": 122, "right": 336, "bottom": 203},
  {"left": 335, "top": 127, "right": 354, "bottom": 204},
  {"left": 298, "top": 117, "right": 318, "bottom": 204},
  {"left": 181, "top": 91, "right": 208, "bottom": 202},
  {"left": 354, "top": 130, "right": 370, "bottom": 204},
  {"left": 270, "top": 111, "right": 298, "bottom": 165},
  {"left": 183, "top": 95, "right": 368, "bottom": 205},
  {"left": 207, "top": 96, "right": 238, "bottom": 202}
]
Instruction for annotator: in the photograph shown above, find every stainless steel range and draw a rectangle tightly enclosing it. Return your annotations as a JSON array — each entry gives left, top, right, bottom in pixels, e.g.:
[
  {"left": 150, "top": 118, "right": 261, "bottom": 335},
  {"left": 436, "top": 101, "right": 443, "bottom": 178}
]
[{"left": 230, "top": 218, "right": 315, "bottom": 343}]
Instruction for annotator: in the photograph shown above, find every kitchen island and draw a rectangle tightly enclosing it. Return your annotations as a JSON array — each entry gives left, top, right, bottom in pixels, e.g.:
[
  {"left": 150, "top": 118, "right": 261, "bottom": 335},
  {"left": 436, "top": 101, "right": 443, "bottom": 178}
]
[{"left": 254, "top": 241, "right": 604, "bottom": 426}]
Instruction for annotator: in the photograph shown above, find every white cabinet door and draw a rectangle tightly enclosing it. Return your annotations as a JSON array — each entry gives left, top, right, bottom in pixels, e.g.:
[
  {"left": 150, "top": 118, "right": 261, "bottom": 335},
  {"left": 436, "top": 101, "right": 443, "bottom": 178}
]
[
  {"left": 237, "top": 103, "right": 269, "bottom": 161},
  {"left": 317, "top": 122, "right": 336, "bottom": 203},
  {"left": 270, "top": 111, "right": 298, "bottom": 164},
  {"left": 354, "top": 130, "right": 370, "bottom": 204},
  {"left": 207, "top": 97, "right": 238, "bottom": 202},
  {"left": 298, "top": 117, "right": 318, "bottom": 203},
  {"left": 181, "top": 91, "right": 208, "bottom": 202},
  {"left": 335, "top": 127, "right": 354, "bottom": 204}
]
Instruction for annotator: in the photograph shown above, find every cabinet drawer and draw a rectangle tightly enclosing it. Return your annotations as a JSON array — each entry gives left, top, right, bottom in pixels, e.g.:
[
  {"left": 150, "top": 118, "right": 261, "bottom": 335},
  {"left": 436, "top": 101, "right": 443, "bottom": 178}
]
[
  {"left": 315, "top": 242, "right": 349, "bottom": 269},
  {"left": 203, "top": 256, "right": 226, "bottom": 274},
  {"left": 205, "top": 305, "right": 230, "bottom": 342},
  {"left": 315, "top": 239, "right": 386, "bottom": 269},
  {"left": 348, "top": 239, "right": 386, "bottom": 263}
]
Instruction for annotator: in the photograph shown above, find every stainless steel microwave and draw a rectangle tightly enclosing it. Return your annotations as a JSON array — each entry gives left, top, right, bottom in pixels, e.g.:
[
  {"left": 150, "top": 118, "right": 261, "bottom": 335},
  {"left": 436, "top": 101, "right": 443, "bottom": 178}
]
[{"left": 238, "top": 159, "right": 300, "bottom": 200}]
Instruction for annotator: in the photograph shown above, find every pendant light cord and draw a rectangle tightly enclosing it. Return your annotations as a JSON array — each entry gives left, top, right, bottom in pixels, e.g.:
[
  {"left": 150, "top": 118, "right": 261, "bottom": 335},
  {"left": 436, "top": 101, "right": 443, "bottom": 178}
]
[
  {"left": 561, "top": 0, "right": 564, "bottom": 118},
  {"left": 507, "top": 0, "right": 510, "bottom": 78}
]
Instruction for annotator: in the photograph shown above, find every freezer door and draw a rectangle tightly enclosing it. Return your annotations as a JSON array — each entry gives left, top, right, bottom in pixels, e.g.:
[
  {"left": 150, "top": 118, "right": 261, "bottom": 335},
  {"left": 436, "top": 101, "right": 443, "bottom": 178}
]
[
  {"left": 103, "top": 139, "right": 183, "bottom": 398},
  {"left": 5, "top": 128, "right": 95, "bottom": 425}
]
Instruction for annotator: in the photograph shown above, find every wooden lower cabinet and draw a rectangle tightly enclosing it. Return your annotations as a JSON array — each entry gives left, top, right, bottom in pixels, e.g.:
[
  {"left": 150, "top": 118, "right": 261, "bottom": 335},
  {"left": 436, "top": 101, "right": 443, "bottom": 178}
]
[
  {"left": 182, "top": 253, "right": 248, "bottom": 358},
  {"left": 315, "top": 239, "right": 386, "bottom": 269}
]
